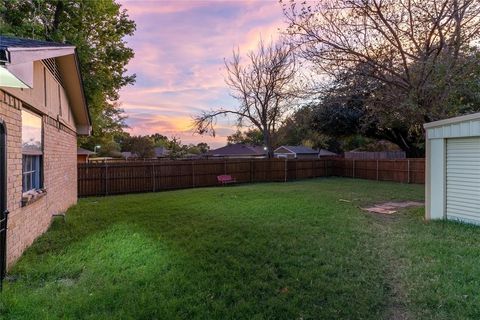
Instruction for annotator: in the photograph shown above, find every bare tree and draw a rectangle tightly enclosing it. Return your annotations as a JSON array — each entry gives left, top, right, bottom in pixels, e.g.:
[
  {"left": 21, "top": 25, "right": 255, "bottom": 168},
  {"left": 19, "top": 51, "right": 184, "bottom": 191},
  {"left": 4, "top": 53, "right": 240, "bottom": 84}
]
[
  {"left": 193, "top": 40, "right": 298, "bottom": 158},
  {"left": 282, "top": 0, "right": 480, "bottom": 155}
]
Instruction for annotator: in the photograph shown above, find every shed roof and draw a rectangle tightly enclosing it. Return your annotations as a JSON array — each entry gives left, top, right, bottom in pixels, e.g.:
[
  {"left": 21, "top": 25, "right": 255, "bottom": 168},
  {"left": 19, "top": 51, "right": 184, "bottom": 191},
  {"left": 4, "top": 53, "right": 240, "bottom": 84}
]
[
  {"left": 424, "top": 112, "right": 480, "bottom": 140},
  {"left": 424, "top": 112, "right": 480, "bottom": 129}
]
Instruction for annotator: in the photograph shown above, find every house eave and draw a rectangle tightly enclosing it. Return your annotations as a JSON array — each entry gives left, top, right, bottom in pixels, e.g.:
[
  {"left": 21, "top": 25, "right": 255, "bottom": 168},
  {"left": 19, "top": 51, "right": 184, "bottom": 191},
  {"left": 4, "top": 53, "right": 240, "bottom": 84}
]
[
  {"left": 76, "top": 125, "right": 92, "bottom": 136},
  {"left": 2, "top": 43, "right": 91, "bottom": 135}
]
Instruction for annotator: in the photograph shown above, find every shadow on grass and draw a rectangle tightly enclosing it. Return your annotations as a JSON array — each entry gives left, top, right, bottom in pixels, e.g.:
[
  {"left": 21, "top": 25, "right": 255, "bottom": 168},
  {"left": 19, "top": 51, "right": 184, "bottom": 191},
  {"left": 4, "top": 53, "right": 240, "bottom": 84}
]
[{"left": 1, "top": 179, "right": 425, "bottom": 319}]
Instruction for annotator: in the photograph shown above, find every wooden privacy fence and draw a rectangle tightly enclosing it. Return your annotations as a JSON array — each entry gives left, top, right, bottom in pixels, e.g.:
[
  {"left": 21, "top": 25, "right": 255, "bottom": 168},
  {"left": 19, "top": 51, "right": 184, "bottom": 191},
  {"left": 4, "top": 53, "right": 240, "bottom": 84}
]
[
  {"left": 344, "top": 151, "right": 406, "bottom": 160},
  {"left": 331, "top": 158, "right": 425, "bottom": 184},
  {"left": 78, "top": 158, "right": 425, "bottom": 197}
]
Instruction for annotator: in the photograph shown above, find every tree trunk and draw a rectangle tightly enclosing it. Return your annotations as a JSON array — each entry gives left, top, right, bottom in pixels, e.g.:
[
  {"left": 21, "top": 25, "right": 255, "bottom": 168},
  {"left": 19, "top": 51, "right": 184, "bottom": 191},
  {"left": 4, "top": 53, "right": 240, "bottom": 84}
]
[
  {"left": 263, "top": 131, "right": 273, "bottom": 158},
  {"left": 52, "top": 1, "right": 64, "bottom": 33}
]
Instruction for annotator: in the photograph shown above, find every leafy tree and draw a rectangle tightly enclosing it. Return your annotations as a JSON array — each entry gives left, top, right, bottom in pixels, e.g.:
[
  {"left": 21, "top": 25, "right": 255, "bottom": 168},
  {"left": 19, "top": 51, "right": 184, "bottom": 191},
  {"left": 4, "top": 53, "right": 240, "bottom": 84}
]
[
  {"left": 193, "top": 142, "right": 210, "bottom": 154},
  {"left": 121, "top": 135, "right": 155, "bottom": 158},
  {"left": 283, "top": 0, "right": 480, "bottom": 156},
  {"left": 194, "top": 40, "right": 299, "bottom": 158},
  {"left": 0, "top": 0, "right": 136, "bottom": 146},
  {"left": 116, "top": 133, "right": 211, "bottom": 158},
  {"left": 276, "top": 106, "right": 341, "bottom": 152},
  {"left": 167, "top": 137, "right": 187, "bottom": 160},
  {"left": 149, "top": 133, "right": 169, "bottom": 147},
  {"left": 95, "top": 138, "right": 121, "bottom": 158},
  {"left": 227, "top": 129, "right": 264, "bottom": 146}
]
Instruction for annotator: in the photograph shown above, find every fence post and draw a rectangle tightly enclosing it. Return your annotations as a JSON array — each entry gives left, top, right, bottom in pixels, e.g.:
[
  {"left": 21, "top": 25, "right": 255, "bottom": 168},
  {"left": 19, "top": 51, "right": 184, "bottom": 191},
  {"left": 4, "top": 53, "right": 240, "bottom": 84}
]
[
  {"left": 311, "top": 160, "right": 314, "bottom": 178},
  {"left": 324, "top": 159, "right": 327, "bottom": 177},
  {"left": 407, "top": 159, "right": 410, "bottom": 184},
  {"left": 224, "top": 159, "right": 227, "bottom": 175},
  {"left": 284, "top": 158, "right": 287, "bottom": 182},
  {"left": 104, "top": 162, "right": 108, "bottom": 196},
  {"left": 352, "top": 159, "right": 355, "bottom": 179},
  {"left": 294, "top": 159, "right": 298, "bottom": 180},
  {"left": 264, "top": 159, "right": 267, "bottom": 181},
  {"left": 192, "top": 161, "right": 195, "bottom": 188},
  {"left": 158, "top": 162, "right": 164, "bottom": 188},
  {"left": 250, "top": 160, "right": 253, "bottom": 182},
  {"left": 376, "top": 160, "right": 379, "bottom": 181},
  {"left": 152, "top": 162, "right": 156, "bottom": 192}
]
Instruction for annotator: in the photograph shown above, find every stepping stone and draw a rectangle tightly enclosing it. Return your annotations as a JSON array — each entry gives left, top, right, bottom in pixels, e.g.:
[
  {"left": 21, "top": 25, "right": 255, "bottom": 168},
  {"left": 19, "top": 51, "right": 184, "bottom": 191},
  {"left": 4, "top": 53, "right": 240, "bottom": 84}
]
[{"left": 362, "top": 201, "right": 423, "bottom": 215}]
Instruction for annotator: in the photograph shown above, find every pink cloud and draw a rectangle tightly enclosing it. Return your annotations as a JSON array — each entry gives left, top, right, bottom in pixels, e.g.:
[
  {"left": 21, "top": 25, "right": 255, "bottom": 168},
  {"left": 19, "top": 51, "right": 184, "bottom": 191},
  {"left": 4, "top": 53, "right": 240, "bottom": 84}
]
[
  {"left": 117, "top": 0, "right": 286, "bottom": 148},
  {"left": 119, "top": 0, "right": 212, "bottom": 16}
]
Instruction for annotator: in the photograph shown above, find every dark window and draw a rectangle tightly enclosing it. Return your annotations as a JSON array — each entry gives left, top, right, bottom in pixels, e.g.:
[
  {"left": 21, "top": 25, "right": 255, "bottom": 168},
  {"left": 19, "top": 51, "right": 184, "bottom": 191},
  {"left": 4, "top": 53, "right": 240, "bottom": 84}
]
[
  {"left": 21, "top": 109, "right": 43, "bottom": 192},
  {"left": 22, "top": 155, "right": 42, "bottom": 192}
]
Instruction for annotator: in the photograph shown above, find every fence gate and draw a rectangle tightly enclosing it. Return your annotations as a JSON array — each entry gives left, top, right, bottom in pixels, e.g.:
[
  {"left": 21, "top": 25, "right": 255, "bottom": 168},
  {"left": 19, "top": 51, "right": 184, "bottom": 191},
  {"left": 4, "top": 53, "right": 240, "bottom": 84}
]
[{"left": 0, "top": 122, "right": 8, "bottom": 289}]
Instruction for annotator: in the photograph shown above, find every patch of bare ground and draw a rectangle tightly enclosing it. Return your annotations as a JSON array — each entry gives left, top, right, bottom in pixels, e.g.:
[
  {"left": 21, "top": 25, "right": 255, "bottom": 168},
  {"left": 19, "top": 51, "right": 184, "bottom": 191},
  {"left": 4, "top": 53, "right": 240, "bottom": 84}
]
[
  {"left": 363, "top": 201, "right": 423, "bottom": 319},
  {"left": 362, "top": 201, "right": 423, "bottom": 215}
]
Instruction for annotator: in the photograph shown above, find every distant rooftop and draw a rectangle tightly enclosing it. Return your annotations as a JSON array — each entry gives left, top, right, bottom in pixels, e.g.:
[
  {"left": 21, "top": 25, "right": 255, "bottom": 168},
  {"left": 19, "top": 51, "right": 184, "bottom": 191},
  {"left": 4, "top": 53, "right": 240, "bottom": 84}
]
[
  {"left": 318, "top": 149, "right": 338, "bottom": 157},
  {"left": 276, "top": 146, "right": 319, "bottom": 154},
  {"left": 154, "top": 146, "right": 170, "bottom": 157},
  {"left": 207, "top": 144, "right": 266, "bottom": 156},
  {"left": 77, "top": 148, "right": 95, "bottom": 155}
]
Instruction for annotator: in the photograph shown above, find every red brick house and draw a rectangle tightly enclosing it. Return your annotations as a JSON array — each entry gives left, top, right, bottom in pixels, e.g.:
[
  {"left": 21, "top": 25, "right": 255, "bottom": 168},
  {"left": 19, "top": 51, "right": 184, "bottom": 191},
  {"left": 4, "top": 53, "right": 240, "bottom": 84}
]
[{"left": 0, "top": 36, "right": 91, "bottom": 276}]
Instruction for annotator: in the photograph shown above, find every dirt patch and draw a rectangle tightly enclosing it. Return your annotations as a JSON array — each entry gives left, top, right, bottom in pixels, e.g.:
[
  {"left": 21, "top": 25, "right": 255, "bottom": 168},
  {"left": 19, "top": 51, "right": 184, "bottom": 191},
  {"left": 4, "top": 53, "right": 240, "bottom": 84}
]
[
  {"left": 361, "top": 201, "right": 423, "bottom": 215},
  {"left": 362, "top": 200, "right": 423, "bottom": 319}
]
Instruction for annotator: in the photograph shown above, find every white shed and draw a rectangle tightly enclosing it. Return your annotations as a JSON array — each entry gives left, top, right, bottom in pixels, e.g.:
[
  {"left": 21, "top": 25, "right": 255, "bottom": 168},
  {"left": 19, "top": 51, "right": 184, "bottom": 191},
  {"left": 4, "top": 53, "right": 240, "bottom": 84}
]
[{"left": 424, "top": 112, "right": 480, "bottom": 224}]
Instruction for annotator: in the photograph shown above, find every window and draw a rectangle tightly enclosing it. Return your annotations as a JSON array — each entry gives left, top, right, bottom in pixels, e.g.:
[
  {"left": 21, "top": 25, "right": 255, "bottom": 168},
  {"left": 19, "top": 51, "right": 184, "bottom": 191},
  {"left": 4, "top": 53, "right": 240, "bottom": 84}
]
[
  {"left": 22, "top": 109, "right": 43, "bottom": 192},
  {"left": 22, "top": 155, "right": 41, "bottom": 192}
]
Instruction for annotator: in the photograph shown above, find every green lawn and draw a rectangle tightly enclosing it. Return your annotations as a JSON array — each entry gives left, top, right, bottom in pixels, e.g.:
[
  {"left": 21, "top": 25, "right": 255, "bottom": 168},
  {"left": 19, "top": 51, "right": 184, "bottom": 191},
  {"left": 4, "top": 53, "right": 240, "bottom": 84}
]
[{"left": 1, "top": 178, "right": 480, "bottom": 319}]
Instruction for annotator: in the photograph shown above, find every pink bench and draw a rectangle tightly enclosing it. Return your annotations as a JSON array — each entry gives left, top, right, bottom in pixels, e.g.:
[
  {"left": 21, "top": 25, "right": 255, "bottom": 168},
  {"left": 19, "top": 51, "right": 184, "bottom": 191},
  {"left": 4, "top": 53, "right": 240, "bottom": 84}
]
[{"left": 217, "top": 175, "right": 236, "bottom": 185}]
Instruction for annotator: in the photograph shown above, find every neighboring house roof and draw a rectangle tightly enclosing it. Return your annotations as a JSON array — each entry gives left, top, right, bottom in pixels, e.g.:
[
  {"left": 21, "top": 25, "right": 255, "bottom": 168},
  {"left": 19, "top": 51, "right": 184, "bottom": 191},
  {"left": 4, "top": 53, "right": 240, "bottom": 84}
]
[
  {"left": 274, "top": 146, "right": 319, "bottom": 154},
  {"left": 183, "top": 153, "right": 203, "bottom": 159},
  {"left": 121, "top": 152, "right": 138, "bottom": 159},
  {"left": 77, "top": 148, "right": 95, "bottom": 155},
  {"left": 154, "top": 146, "right": 170, "bottom": 157},
  {"left": 207, "top": 144, "right": 266, "bottom": 157},
  {"left": 318, "top": 149, "right": 338, "bottom": 157},
  {"left": 0, "top": 36, "right": 91, "bottom": 135}
]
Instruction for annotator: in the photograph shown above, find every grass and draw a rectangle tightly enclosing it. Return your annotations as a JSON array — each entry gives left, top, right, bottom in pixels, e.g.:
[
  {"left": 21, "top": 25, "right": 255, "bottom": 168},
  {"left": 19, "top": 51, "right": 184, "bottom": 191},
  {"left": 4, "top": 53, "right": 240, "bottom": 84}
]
[{"left": 1, "top": 177, "right": 480, "bottom": 319}]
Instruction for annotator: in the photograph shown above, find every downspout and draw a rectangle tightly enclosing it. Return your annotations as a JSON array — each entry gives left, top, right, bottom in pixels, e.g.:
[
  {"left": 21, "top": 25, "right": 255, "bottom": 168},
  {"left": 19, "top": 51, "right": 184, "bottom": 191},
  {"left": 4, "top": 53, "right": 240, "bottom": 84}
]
[{"left": 0, "top": 121, "right": 9, "bottom": 291}]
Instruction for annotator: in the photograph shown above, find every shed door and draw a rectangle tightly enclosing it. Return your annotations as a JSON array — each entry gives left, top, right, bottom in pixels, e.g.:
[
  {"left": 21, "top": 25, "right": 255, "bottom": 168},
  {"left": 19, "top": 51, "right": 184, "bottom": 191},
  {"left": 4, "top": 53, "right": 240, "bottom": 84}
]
[{"left": 446, "top": 137, "right": 480, "bottom": 223}]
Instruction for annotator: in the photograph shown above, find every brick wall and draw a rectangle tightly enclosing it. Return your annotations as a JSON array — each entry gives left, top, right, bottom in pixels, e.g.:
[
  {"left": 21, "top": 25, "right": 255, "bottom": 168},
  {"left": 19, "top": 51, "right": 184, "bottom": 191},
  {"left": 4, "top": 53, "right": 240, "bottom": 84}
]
[{"left": 0, "top": 90, "right": 77, "bottom": 268}]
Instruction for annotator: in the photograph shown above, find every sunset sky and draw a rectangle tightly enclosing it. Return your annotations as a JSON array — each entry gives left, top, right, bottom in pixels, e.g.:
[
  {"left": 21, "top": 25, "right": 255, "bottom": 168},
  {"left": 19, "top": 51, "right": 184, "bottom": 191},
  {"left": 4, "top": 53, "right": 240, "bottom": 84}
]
[{"left": 117, "top": 0, "right": 286, "bottom": 148}]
